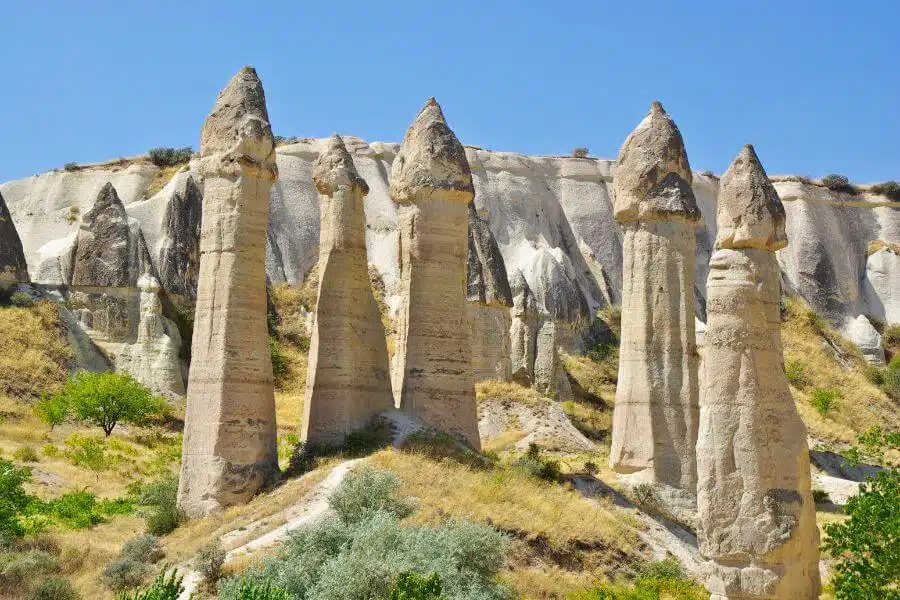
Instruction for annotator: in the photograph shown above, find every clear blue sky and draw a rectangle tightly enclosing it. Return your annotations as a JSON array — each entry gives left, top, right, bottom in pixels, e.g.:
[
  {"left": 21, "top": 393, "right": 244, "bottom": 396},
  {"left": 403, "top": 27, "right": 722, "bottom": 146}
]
[{"left": 1, "top": 1, "right": 897, "bottom": 183}]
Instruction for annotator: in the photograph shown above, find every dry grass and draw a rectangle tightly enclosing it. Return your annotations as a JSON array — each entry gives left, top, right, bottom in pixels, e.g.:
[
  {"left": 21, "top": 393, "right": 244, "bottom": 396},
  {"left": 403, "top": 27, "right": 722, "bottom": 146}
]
[
  {"left": 0, "top": 301, "right": 72, "bottom": 398},
  {"left": 62, "top": 515, "right": 146, "bottom": 600},
  {"left": 782, "top": 297, "right": 900, "bottom": 444},
  {"left": 476, "top": 379, "right": 546, "bottom": 405},
  {"left": 867, "top": 239, "right": 900, "bottom": 256},
  {"left": 144, "top": 164, "right": 186, "bottom": 198}
]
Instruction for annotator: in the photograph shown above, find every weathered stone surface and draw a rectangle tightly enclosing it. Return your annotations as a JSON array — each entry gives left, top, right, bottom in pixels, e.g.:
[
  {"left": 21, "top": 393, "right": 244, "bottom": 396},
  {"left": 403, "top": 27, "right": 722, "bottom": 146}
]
[
  {"left": 845, "top": 314, "right": 885, "bottom": 365},
  {"left": 609, "top": 103, "right": 700, "bottom": 510},
  {"left": 509, "top": 270, "right": 538, "bottom": 385},
  {"left": 158, "top": 175, "right": 202, "bottom": 305},
  {"left": 178, "top": 67, "right": 280, "bottom": 518},
  {"left": 301, "top": 135, "right": 394, "bottom": 445},
  {"left": 0, "top": 190, "right": 29, "bottom": 283},
  {"left": 390, "top": 99, "right": 480, "bottom": 448},
  {"left": 697, "top": 148, "right": 820, "bottom": 600}
]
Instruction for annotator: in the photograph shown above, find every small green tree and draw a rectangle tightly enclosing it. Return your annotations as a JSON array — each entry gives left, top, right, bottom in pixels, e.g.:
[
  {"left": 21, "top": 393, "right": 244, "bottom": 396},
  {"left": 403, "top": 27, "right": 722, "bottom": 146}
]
[
  {"left": 58, "top": 372, "right": 164, "bottom": 436},
  {"left": 388, "top": 572, "right": 446, "bottom": 600},
  {"left": 117, "top": 569, "right": 184, "bottom": 600},
  {"left": 823, "top": 469, "right": 899, "bottom": 599},
  {"left": 0, "top": 459, "right": 32, "bottom": 540},
  {"left": 34, "top": 394, "right": 69, "bottom": 430}
]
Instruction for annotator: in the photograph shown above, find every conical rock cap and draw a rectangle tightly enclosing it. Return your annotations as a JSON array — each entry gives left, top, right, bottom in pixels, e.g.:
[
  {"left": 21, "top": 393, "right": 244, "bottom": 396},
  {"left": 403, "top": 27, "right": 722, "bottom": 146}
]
[{"left": 313, "top": 134, "right": 369, "bottom": 195}]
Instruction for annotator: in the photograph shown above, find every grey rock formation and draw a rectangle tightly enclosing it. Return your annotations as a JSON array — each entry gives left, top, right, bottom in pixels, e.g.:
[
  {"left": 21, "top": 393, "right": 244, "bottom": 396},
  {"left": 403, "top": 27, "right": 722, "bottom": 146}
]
[
  {"left": 178, "top": 67, "right": 280, "bottom": 518},
  {"left": 509, "top": 270, "right": 538, "bottom": 384},
  {"left": 158, "top": 175, "right": 202, "bottom": 307},
  {"left": 697, "top": 145, "right": 820, "bottom": 600},
  {"left": 0, "top": 190, "right": 29, "bottom": 284},
  {"left": 609, "top": 103, "right": 701, "bottom": 512},
  {"left": 390, "top": 98, "right": 480, "bottom": 448},
  {"left": 301, "top": 135, "right": 394, "bottom": 445}
]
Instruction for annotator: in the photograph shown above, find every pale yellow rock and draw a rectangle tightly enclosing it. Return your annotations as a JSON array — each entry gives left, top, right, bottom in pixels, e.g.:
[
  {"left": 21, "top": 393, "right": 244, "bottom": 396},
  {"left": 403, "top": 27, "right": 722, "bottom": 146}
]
[
  {"left": 301, "top": 135, "right": 394, "bottom": 445},
  {"left": 390, "top": 98, "right": 480, "bottom": 448},
  {"left": 609, "top": 103, "right": 700, "bottom": 510},
  {"left": 178, "top": 67, "right": 279, "bottom": 518},
  {"left": 697, "top": 145, "right": 820, "bottom": 600}
]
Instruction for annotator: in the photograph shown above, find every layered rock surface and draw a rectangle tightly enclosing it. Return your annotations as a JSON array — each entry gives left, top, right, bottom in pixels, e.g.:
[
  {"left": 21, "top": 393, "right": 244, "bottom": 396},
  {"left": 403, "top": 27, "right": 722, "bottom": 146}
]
[
  {"left": 697, "top": 146, "right": 820, "bottom": 600},
  {"left": 390, "top": 99, "right": 480, "bottom": 448},
  {"left": 178, "top": 67, "right": 280, "bottom": 517},
  {"left": 609, "top": 103, "right": 701, "bottom": 509},
  {"left": 0, "top": 190, "right": 29, "bottom": 283},
  {"left": 301, "top": 135, "right": 394, "bottom": 445}
]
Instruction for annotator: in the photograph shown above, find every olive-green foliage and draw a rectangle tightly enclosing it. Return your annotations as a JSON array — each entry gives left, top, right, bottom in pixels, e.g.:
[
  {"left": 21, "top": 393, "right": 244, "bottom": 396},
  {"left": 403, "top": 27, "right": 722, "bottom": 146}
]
[
  {"left": 147, "top": 147, "right": 193, "bottom": 168},
  {"left": 227, "top": 578, "right": 290, "bottom": 600},
  {"left": 32, "top": 490, "right": 133, "bottom": 530},
  {"left": 842, "top": 425, "right": 900, "bottom": 469},
  {"left": 104, "top": 558, "right": 151, "bottom": 592},
  {"left": 120, "top": 535, "right": 164, "bottom": 564},
  {"left": 863, "top": 364, "right": 885, "bottom": 386},
  {"left": 63, "top": 434, "right": 106, "bottom": 472},
  {"left": 822, "top": 174, "right": 858, "bottom": 195},
  {"left": 785, "top": 359, "right": 809, "bottom": 389},
  {"left": 0, "top": 460, "right": 32, "bottom": 540},
  {"left": 568, "top": 558, "right": 706, "bottom": 600},
  {"left": 809, "top": 388, "right": 839, "bottom": 416},
  {"left": 513, "top": 443, "right": 561, "bottom": 482},
  {"left": 52, "top": 372, "right": 165, "bottom": 436},
  {"left": 0, "top": 550, "right": 59, "bottom": 591},
  {"left": 388, "top": 572, "right": 446, "bottom": 600},
  {"left": 13, "top": 446, "right": 39, "bottom": 463},
  {"left": 870, "top": 181, "right": 900, "bottom": 202},
  {"left": 884, "top": 357, "right": 900, "bottom": 400},
  {"left": 823, "top": 469, "right": 899, "bottom": 599},
  {"left": 117, "top": 569, "right": 184, "bottom": 600},
  {"left": 138, "top": 475, "right": 182, "bottom": 536},
  {"left": 269, "top": 337, "right": 290, "bottom": 386},
  {"left": 195, "top": 540, "right": 225, "bottom": 583},
  {"left": 218, "top": 468, "right": 510, "bottom": 600},
  {"left": 9, "top": 292, "right": 35, "bottom": 308},
  {"left": 26, "top": 576, "right": 81, "bottom": 600},
  {"left": 34, "top": 394, "right": 69, "bottom": 430}
]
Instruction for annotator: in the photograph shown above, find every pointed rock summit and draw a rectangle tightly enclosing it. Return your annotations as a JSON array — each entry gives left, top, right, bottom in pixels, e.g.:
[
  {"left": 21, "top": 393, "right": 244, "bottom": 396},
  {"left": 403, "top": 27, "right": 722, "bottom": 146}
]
[
  {"left": 390, "top": 98, "right": 480, "bottom": 447},
  {"left": 698, "top": 147, "right": 820, "bottom": 599},
  {"left": 0, "top": 190, "right": 29, "bottom": 284},
  {"left": 715, "top": 144, "right": 787, "bottom": 251},
  {"left": 609, "top": 103, "right": 701, "bottom": 515},
  {"left": 178, "top": 67, "right": 279, "bottom": 518},
  {"left": 301, "top": 134, "right": 394, "bottom": 445}
]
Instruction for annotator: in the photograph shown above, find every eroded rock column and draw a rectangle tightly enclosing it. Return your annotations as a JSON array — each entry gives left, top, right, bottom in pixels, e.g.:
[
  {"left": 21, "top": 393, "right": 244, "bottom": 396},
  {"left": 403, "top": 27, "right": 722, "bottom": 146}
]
[
  {"left": 609, "top": 102, "right": 701, "bottom": 511},
  {"left": 178, "top": 67, "right": 279, "bottom": 517},
  {"left": 0, "top": 190, "right": 30, "bottom": 285},
  {"left": 301, "top": 135, "right": 394, "bottom": 446},
  {"left": 698, "top": 145, "right": 820, "bottom": 600},
  {"left": 390, "top": 98, "right": 480, "bottom": 448}
]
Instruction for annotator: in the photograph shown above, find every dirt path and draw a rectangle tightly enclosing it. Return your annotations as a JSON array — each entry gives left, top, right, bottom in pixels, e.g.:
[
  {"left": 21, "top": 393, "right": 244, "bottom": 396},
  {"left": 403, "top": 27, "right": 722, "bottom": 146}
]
[{"left": 178, "top": 458, "right": 363, "bottom": 599}]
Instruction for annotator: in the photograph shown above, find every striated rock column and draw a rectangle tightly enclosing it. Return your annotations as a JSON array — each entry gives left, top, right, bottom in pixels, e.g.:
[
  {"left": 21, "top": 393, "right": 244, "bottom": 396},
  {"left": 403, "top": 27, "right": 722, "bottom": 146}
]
[
  {"left": 609, "top": 102, "right": 701, "bottom": 510},
  {"left": 509, "top": 269, "right": 538, "bottom": 385},
  {"left": 698, "top": 145, "right": 820, "bottom": 600},
  {"left": 0, "top": 190, "right": 30, "bottom": 285},
  {"left": 390, "top": 98, "right": 480, "bottom": 448},
  {"left": 178, "top": 67, "right": 279, "bottom": 517},
  {"left": 301, "top": 135, "right": 394, "bottom": 446}
]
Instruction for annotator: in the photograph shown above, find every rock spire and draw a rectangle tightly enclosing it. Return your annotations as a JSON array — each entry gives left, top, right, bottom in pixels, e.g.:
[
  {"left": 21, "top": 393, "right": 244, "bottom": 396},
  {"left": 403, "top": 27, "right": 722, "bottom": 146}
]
[
  {"left": 301, "top": 135, "right": 394, "bottom": 445},
  {"left": 609, "top": 102, "right": 701, "bottom": 514},
  {"left": 697, "top": 145, "right": 820, "bottom": 599},
  {"left": 389, "top": 98, "right": 480, "bottom": 448},
  {"left": 178, "top": 67, "right": 279, "bottom": 517},
  {"left": 0, "top": 190, "right": 29, "bottom": 284}
]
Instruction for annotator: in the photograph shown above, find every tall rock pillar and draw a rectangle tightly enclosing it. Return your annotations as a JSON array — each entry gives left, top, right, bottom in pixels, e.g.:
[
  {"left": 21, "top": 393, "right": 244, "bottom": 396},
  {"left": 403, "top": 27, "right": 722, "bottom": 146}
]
[
  {"left": 390, "top": 98, "right": 480, "bottom": 448},
  {"left": 0, "top": 190, "right": 30, "bottom": 285},
  {"left": 301, "top": 135, "right": 394, "bottom": 445},
  {"left": 178, "top": 67, "right": 279, "bottom": 517},
  {"left": 609, "top": 102, "right": 701, "bottom": 511},
  {"left": 697, "top": 146, "right": 820, "bottom": 599}
]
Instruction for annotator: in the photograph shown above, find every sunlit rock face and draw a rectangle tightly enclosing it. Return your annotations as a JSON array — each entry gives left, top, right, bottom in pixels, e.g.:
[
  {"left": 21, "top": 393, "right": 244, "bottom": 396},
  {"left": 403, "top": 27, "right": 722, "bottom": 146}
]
[
  {"left": 697, "top": 145, "right": 820, "bottom": 600},
  {"left": 177, "top": 67, "right": 280, "bottom": 518}
]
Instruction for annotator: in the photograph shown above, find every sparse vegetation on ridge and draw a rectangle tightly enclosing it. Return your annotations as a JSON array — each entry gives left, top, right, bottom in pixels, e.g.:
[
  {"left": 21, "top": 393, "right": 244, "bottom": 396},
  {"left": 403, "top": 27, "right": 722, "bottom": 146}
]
[
  {"left": 870, "top": 180, "right": 900, "bottom": 201},
  {"left": 821, "top": 173, "right": 858, "bottom": 195}
]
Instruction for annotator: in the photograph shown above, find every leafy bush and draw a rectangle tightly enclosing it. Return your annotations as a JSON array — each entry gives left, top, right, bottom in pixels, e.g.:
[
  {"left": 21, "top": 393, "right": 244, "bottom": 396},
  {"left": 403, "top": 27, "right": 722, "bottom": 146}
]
[
  {"left": 812, "top": 488, "right": 831, "bottom": 504},
  {"left": 269, "top": 337, "right": 290, "bottom": 385},
  {"left": 863, "top": 364, "right": 885, "bottom": 386},
  {"left": 195, "top": 540, "right": 225, "bottom": 583},
  {"left": 10, "top": 291, "right": 35, "bottom": 308},
  {"left": 26, "top": 577, "right": 81, "bottom": 600},
  {"left": 631, "top": 483, "right": 660, "bottom": 508},
  {"left": 822, "top": 173, "right": 857, "bottom": 194},
  {"left": 1, "top": 550, "right": 59, "bottom": 590},
  {"left": 62, "top": 163, "right": 78, "bottom": 172},
  {"left": 823, "top": 469, "right": 899, "bottom": 599},
  {"left": 34, "top": 395, "right": 69, "bottom": 430},
  {"left": 120, "top": 535, "right": 164, "bottom": 564},
  {"left": 570, "top": 557, "right": 706, "bottom": 599},
  {"left": 63, "top": 435, "right": 106, "bottom": 472},
  {"left": 147, "top": 147, "right": 193, "bottom": 168},
  {"left": 103, "top": 558, "right": 150, "bottom": 591},
  {"left": 53, "top": 372, "right": 164, "bottom": 436},
  {"left": 13, "top": 446, "right": 40, "bottom": 463},
  {"left": 117, "top": 569, "right": 184, "bottom": 600},
  {"left": 884, "top": 356, "right": 900, "bottom": 400},
  {"left": 388, "top": 572, "right": 446, "bottom": 600},
  {"left": 226, "top": 578, "right": 289, "bottom": 600},
  {"left": 0, "top": 460, "right": 32, "bottom": 540},
  {"left": 39, "top": 490, "right": 132, "bottom": 529},
  {"left": 870, "top": 180, "right": 900, "bottom": 202},
  {"left": 784, "top": 359, "right": 809, "bottom": 388},
  {"left": 513, "top": 443, "right": 561, "bottom": 482},
  {"left": 571, "top": 147, "right": 589, "bottom": 158},
  {"left": 138, "top": 475, "right": 182, "bottom": 536},
  {"left": 809, "top": 388, "right": 838, "bottom": 416},
  {"left": 328, "top": 468, "right": 415, "bottom": 524}
]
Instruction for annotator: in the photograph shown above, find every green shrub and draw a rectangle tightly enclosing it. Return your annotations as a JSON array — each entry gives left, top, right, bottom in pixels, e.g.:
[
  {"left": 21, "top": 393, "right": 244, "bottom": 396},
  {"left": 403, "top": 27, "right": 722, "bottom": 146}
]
[
  {"left": 103, "top": 558, "right": 150, "bottom": 591},
  {"left": 44, "top": 490, "right": 104, "bottom": 529},
  {"left": 514, "top": 444, "right": 561, "bottom": 482},
  {"left": 809, "top": 388, "right": 839, "bottom": 416},
  {"left": 863, "top": 364, "right": 885, "bottom": 386},
  {"left": 117, "top": 569, "right": 184, "bottom": 600},
  {"left": 0, "top": 460, "right": 32, "bottom": 540},
  {"left": 147, "top": 147, "right": 193, "bottom": 168},
  {"left": 226, "top": 578, "right": 289, "bottom": 600},
  {"left": 631, "top": 483, "right": 660, "bottom": 508},
  {"left": 327, "top": 468, "right": 415, "bottom": 524},
  {"left": 138, "top": 476, "right": 182, "bottom": 536},
  {"left": 63, "top": 435, "right": 106, "bottom": 472},
  {"left": 54, "top": 372, "right": 164, "bottom": 436},
  {"left": 269, "top": 337, "right": 289, "bottom": 386},
  {"left": 34, "top": 395, "right": 69, "bottom": 431},
  {"left": 870, "top": 181, "right": 900, "bottom": 202},
  {"left": 388, "top": 572, "right": 446, "bottom": 600},
  {"left": 10, "top": 291, "right": 35, "bottom": 308},
  {"left": 63, "top": 163, "right": 78, "bottom": 172},
  {"left": 42, "top": 445, "right": 59, "bottom": 458},
  {"left": 341, "top": 422, "right": 392, "bottom": 457},
  {"left": 195, "top": 540, "right": 225, "bottom": 583},
  {"left": 571, "top": 147, "right": 589, "bottom": 159},
  {"left": 884, "top": 357, "right": 900, "bottom": 400},
  {"left": 0, "top": 550, "right": 59, "bottom": 590},
  {"left": 784, "top": 359, "right": 809, "bottom": 388},
  {"left": 13, "top": 446, "right": 40, "bottom": 463},
  {"left": 569, "top": 557, "right": 706, "bottom": 599},
  {"left": 822, "top": 174, "right": 857, "bottom": 194},
  {"left": 823, "top": 469, "right": 899, "bottom": 599},
  {"left": 120, "top": 535, "right": 164, "bottom": 564},
  {"left": 812, "top": 488, "right": 831, "bottom": 504},
  {"left": 26, "top": 577, "right": 81, "bottom": 600}
]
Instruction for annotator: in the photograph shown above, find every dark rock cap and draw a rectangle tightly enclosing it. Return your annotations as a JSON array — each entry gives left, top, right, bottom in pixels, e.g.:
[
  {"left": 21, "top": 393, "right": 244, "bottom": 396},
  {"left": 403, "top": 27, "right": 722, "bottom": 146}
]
[
  {"left": 715, "top": 144, "right": 787, "bottom": 251},
  {"left": 312, "top": 134, "right": 369, "bottom": 196},
  {"left": 0, "top": 190, "right": 30, "bottom": 283},
  {"left": 389, "top": 98, "right": 474, "bottom": 204},
  {"left": 638, "top": 172, "right": 701, "bottom": 222}
]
